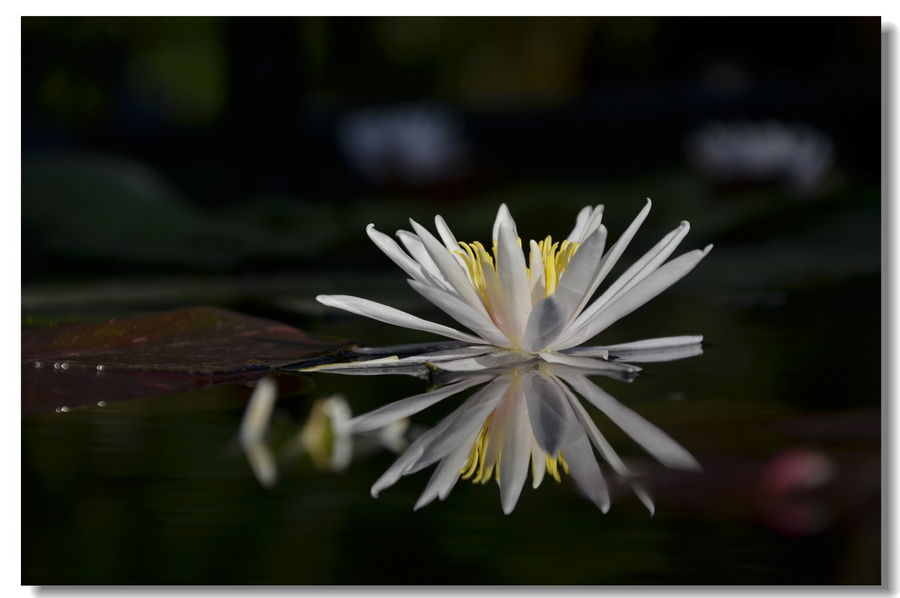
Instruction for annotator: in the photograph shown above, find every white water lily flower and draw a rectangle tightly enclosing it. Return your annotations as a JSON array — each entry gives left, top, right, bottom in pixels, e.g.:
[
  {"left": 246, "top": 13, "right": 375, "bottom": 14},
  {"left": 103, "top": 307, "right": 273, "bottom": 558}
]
[
  {"left": 348, "top": 358, "right": 701, "bottom": 515},
  {"left": 316, "top": 201, "right": 711, "bottom": 372}
]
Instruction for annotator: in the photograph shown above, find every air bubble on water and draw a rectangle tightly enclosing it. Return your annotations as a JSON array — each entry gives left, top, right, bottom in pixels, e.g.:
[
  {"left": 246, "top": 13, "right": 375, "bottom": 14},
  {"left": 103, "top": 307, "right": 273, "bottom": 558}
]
[
  {"left": 56, "top": 406, "right": 70, "bottom": 413},
  {"left": 96, "top": 365, "right": 105, "bottom": 371},
  {"left": 97, "top": 401, "right": 106, "bottom": 407},
  {"left": 54, "top": 363, "right": 62, "bottom": 370},
  {"left": 61, "top": 363, "right": 70, "bottom": 370}
]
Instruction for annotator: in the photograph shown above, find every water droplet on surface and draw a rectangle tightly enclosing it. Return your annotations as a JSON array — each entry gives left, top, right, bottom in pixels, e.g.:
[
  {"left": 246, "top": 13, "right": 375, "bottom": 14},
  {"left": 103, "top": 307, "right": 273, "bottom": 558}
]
[
  {"left": 53, "top": 363, "right": 61, "bottom": 370},
  {"left": 96, "top": 365, "right": 105, "bottom": 371},
  {"left": 61, "top": 363, "right": 70, "bottom": 370}
]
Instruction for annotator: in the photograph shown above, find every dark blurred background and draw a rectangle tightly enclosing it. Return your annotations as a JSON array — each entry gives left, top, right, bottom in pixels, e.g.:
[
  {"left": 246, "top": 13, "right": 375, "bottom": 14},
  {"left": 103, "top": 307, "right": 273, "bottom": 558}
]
[{"left": 21, "top": 17, "right": 881, "bottom": 287}]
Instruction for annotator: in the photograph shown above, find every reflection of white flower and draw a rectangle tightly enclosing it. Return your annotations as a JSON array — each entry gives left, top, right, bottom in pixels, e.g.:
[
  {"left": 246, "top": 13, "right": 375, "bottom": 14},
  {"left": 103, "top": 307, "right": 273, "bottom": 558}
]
[
  {"left": 239, "top": 378, "right": 410, "bottom": 487},
  {"left": 686, "top": 119, "right": 835, "bottom": 198},
  {"left": 337, "top": 103, "right": 467, "bottom": 186},
  {"left": 316, "top": 202, "right": 710, "bottom": 373},
  {"left": 348, "top": 359, "right": 701, "bottom": 515}
]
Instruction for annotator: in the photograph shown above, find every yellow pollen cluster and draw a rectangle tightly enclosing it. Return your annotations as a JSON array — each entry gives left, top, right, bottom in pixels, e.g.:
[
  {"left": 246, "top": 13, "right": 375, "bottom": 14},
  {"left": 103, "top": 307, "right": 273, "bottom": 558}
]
[
  {"left": 459, "top": 416, "right": 570, "bottom": 484},
  {"left": 454, "top": 236, "right": 580, "bottom": 307}
]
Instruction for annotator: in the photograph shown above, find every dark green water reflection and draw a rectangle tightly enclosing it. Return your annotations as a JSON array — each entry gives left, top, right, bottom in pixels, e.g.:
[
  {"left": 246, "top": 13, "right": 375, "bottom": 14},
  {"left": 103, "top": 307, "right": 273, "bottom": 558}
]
[{"left": 22, "top": 276, "right": 881, "bottom": 584}]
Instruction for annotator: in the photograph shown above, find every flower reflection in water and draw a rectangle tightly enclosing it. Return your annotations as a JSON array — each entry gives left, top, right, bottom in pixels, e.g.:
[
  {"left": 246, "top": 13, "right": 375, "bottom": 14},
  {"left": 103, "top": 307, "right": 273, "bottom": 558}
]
[
  {"left": 319, "top": 339, "right": 704, "bottom": 515},
  {"left": 239, "top": 377, "right": 413, "bottom": 488}
]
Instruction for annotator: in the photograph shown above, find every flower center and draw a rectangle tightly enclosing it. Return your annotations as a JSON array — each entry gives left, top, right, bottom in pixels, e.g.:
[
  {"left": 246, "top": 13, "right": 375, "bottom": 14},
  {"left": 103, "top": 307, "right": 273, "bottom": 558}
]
[
  {"left": 459, "top": 415, "right": 570, "bottom": 484},
  {"left": 455, "top": 236, "right": 580, "bottom": 309}
]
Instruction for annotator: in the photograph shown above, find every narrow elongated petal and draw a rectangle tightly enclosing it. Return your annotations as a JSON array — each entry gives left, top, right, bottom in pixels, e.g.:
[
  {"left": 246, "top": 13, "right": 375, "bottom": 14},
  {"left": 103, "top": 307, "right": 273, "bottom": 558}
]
[
  {"left": 600, "top": 335, "right": 704, "bottom": 351},
  {"left": 553, "top": 227, "right": 608, "bottom": 318},
  {"left": 561, "top": 373, "right": 701, "bottom": 471},
  {"left": 431, "top": 349, "right": 535, "bottom": 372},
  {"left": 566, "top": 205, "right": 593, "bottom": 241},
  {"left": 565, "top": 199, "right": 652, "bottom": 326},
  {"left": 553, "top": 245, "right": 713, "bottom": 350},
  {"left": 528, "top": 240, "right": 546, "bottom": 306},
  {"left": 499, "top": 389, "right": 534, "bottom": 514},
  {"left": 578, "top": 206, "right": 606, "bottom": 243},
  {"left": 408, "top": 375, "right": 513, "bottom": 473},
  {"left": 531, "top": 436, "right": 547, "bottom": 489},
  {"left": 608, "top": 344, "right": 704, "bottom": 363},
  {"left": 559, "top": 401, "right": 610, "bottom": 512},
  {"left": 492, "top": 203, "right": 517, "bottom": 241},
  {"left": 496, "top": 219, "right": 532, "bottom": 344},
  {"left": 565, "top": 221, "right": 691, "bottom": 333},
  {"left": 347, "top": 375, "right": 492, "bottom": 432},
  {"left": 520, "top": 294, "right": 569, "bottom": 353},
  {"left": 415, "top": 427, "right": 480, "bottom": 510},
  {"left": 408, "top": 279, "right": 511, "bottom": 347},
  {"left": 540, "top": 351, "right": 642, "bottom": 374},
  {"left": 410, "top": 219, "right": 492, "bottom": 318},
  {"left": 435, "top": 215, "right": 460, "bottom": 252},
  {"left": 554, "top": 377, "right": 634, "bottom": 476},
  {"left": 522, "top": 372, "right": 569, "bottom": 455},
  {"left": 316, "top": 294, "right": 485, "bottom": 344},
  {"left": 396, "top": 230, "right": 449, "bottom": 289},
  {"left": 366, "top": 224, "right": 432, "bottom": 287},
  {"left": 371, "top": 383, "right": 489, "bottom": 497}
]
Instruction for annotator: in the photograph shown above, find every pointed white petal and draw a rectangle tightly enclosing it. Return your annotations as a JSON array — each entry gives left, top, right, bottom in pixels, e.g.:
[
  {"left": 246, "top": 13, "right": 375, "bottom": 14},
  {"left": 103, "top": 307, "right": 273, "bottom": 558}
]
[
  {"left": 632, "top": 482, "right": 655, "bottom": 515},
  {"left": 540, "top": 351, "right": 642, "bottom": 374},
  {"left": 600, "top": 335, "right": 704, "bottom": 351},
  {"left": 565, "top": 199, "right": 651, "bottom": 326},
  {"left": 414, "top": 427, "right": 479, "bottom": 510},
  {"left": 417, "top": 345, "right": 497, "bottom": 360},
  {"left": 366, "top": 224, "right": 434, "bottom": 288},
  {"left": 553, "top": 245, "right": 712, "bottom": 350},
  {"left": 297, "top": 355, "right": 400, "bottom": 373},
  {"left": 521, "top": 372, "right": 569, "bottom": 455},
  {"left": 499, "top": 389, "right": 533, "bottom": 514},
  {"left": 554, "top": 377, "right": 634, "bottom": 476},
  {"left": 431, "top": 349, "right": 536, "bottom": 372},
  {"left": 410, "top": 219, "right": 492, "bottom": 318},
  {"left": 558, "top": 346, "right": 609, "bottom": 359},
  {"left": 578, "top": 205, "right": 606, "bottom": 243},
  {"left": 561, "top": 373, "right": 702, "bottom": 471},
  {"left": 496, "top": 219, "right": 532, "bottom": 344},
  {"left": 609, "top": 344, "right": 704, "bottom": 363},
  {"left": 565, "top": 220, "right": 691, "bottom": 335},
  {"left": 553, "top": 227, "right": 607, "bottom": 320},
  {"left": 370, "top": 385, "right": 486, "bottom": 497},
  {"left": 566, "top": 205, "right": 593, "bottom": 241},
  {"left": 408, "top": 279, "right": 511, "bottom": 347},
  {"left": 316, "top": 294, "right": 485, "bottom": 344},
  {"left": 560, "top": 403, "right": 610, "bottom": 512},
  {"left": 528, "top": 240, "right": 546, "bottom": 307},
  {"left": 492, "top": 203, "right": 517, "bottom": 241},
  {"left": 347, "top": 375, "right": 492, "bottom": 433},
  {"left": 531, "top": 436, "right": 547, "bottom": 489},
  {"left": 435, "top": 215, "right": 460, "bottom": 252},
  {"left": 408, "top": 375, "right": 513, "bottom": 473},
  {"left": 520, "top": 294, "right": 569, "bottom": 353},
  {"left": 396, "top": 230, "right": 449, "bottom": 289}
]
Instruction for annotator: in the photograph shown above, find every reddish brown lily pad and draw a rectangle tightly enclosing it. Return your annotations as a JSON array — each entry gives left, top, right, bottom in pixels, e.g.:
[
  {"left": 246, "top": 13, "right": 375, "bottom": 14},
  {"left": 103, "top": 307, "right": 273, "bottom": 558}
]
[{"left": 22, "top": 307, "right": 352, "bottom": 415}]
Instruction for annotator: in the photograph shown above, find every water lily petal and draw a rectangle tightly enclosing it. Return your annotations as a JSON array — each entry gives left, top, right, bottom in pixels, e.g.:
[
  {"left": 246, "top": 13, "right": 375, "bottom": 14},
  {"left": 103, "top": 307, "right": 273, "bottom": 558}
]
[
  {"left": 564, "top": 199, "right": 652, "bottom": 326},
  {"left": 414, "top": 427, "right": 480, "bottom": 510},
  {"left": 531, "top": 436, "right": 547, "bottom": 489},
  {"left": 492, "top": 203, "right": 518, "bottom": 241},
  {"left": 354, "top": 340, "right": 470, "bottom": 355},
  {"left": 528, "top": 240, "right": 546, "bottom": 306},
  {"left": 347, "top": 375, "right": 492, "bottom": 432},
  {"left": 561, "top": 373, "right": 701, "bottom": 471},
  {"left": 554, "top": 377, "right": 634, "bottom": 476},
  {"left": 600, "top": 335, "right": 704, "bottom": 351},
  {"left": 522, "top": 371, "right": 569, "bottom": 455},
  {"left": 566, "top": 205, "right": 593, "bottom": 241},
  {"left": 496, "top": 218, "right": 531, "bottom": 344},
  {"left": 316, "top": 294, "right": 485, "bottom": 344},
  {"left": 558, "top": 346, "right": 609, "bottom": 359},
  {"left": 554, "top": 245, "right": 713, "bottom": 350},
  {"left": 407, "top": 375, "right": 513, "bottom": 474},
  {"left": 396, "top": 229, "right": 449, "bottom": 288},
  {"left": 408, "top": 279, "right": 511, "bottom": 347},
  {"left": 560, "top": 401, "right": 610, "bottom": 512},
  {"left": 553, "top": 227, "right": 608, "bottom": 320},
  {"left": 609, "top": 344, "right": 704, "bottom": 363},
  {"left": 434, "top": 214, "right": 460, "bottom": 252},
  {"left": 540, "top": 351, "right": 642, "bottom": 374},
  {"left": 410, "top": 219, "right": 492, "bottom": 318},
  {"left": 431, "top": 349, "right": 535, "bottom": 372},
  {"left": 520, "top": 294, "right": 569, "bottom": 353},
  {"left": 366, "top": 224, "right": 437, "bottom": 289},
  {"left": 499, "top": 387, "right": 533, "bottom": 514},
  {"left": 565, "top": 220, "right": 691, "bottom": 335}
]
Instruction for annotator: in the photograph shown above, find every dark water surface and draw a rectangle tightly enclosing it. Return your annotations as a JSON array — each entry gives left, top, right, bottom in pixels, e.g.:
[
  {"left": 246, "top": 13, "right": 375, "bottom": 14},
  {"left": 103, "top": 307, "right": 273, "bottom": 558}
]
[{"left": 22, "top": 273, "right": 881, "bottom": 585}]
